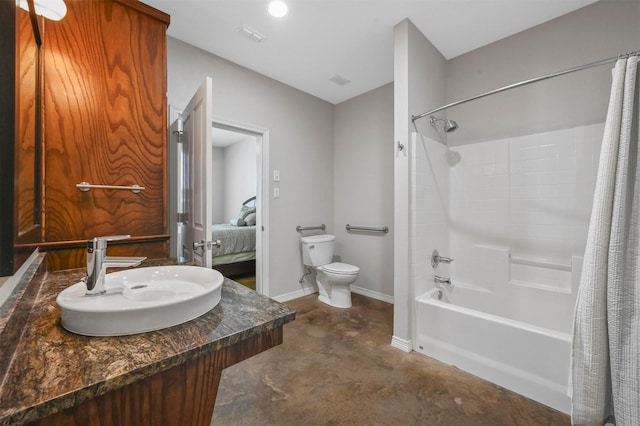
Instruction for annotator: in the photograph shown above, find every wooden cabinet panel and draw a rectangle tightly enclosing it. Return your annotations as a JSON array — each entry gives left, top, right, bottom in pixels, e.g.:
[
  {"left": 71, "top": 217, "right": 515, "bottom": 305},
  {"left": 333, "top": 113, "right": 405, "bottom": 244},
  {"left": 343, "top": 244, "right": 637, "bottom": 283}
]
[
  {"left": 1, "top": 0, "right": 16, "bottom": 275},
  {"left": 29, "top": 327, "right": 283, "bottom": 426},
  {"left": 15, "top": 7, "right": 42, "bottom": 245},
  {"left": 42, "top": 0, "right": 169, "bottom": 245}
]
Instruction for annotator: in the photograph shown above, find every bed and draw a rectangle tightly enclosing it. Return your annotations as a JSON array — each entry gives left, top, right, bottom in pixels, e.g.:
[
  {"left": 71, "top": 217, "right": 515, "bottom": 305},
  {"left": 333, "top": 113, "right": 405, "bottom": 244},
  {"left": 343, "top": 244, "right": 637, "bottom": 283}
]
[{"left": 211, "top": 197, "right": 256, "bottom": 277}]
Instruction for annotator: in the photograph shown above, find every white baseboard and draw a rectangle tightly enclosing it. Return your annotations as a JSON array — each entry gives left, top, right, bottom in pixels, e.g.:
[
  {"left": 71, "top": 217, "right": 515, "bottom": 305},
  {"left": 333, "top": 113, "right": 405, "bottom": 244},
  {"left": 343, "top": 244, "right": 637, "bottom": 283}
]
[
  {"left": 273, "top": 282, "right": 409, "bottom": 354},
  {"left": 351, "top": 285, "right": 393, "bottom": 304},
  {"left": 274, "top": 284, "right": 394, "bottom": 305},
  {"left": 391, "top": 335, "right": 413, "bottom": 353},
  {"left": 272, "top": 286, "right": 317, "bottom": 303}
]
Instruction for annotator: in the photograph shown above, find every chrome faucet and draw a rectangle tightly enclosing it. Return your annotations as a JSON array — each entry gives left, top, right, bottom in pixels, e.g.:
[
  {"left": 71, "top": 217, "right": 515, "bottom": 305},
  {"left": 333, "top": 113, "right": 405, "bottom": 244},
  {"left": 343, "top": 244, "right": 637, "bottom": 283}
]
[
  {"left": 431, "top": 249, "right": 454, "bottom": 268},
  {"left": 85, "top": 235, "right": 147, "bottom": 296},
  {"left": 434, "top": 275, "right": 454, "bottom": 289}
]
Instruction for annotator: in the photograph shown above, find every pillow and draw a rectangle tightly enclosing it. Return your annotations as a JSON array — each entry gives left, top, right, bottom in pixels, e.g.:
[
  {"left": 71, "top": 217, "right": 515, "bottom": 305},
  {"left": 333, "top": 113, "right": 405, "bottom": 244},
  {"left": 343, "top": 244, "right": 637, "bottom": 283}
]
[
  {"left": 238, "top": 205, "right": 256, "bottom": 220},
  {"left": 244, "top": 212, "right": 257, "bottom": 226},
  {"left": 230, "top": 205, "right": 256, "bottom": 226},
  {"left": 230, "top": 218, "right": 246, "bottom": 226}
]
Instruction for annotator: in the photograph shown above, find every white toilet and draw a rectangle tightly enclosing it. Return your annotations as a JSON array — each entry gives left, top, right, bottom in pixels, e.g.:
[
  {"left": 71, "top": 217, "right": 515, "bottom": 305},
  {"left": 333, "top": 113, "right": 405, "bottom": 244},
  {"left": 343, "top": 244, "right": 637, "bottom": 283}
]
[{"left": 301, "top": 234, "right": 360, "bottom": 308}]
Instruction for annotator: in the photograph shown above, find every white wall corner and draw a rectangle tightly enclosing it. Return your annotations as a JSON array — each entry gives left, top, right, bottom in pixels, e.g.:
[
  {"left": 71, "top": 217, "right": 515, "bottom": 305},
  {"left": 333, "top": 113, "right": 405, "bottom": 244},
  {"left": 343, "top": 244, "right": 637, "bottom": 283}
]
[
  {"left": 391, "top": 335, "right": 413, "bottom": 353},
  {"left": 392, "top": 17, "right": 412, "bottom": 347}
]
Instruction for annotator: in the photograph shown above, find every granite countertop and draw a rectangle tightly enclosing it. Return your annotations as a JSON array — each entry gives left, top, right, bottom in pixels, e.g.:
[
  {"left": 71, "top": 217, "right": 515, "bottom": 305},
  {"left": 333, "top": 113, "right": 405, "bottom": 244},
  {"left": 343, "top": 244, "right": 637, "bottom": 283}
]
[{"left": 0, "top": 257, "right": 296, "bottom": 425}]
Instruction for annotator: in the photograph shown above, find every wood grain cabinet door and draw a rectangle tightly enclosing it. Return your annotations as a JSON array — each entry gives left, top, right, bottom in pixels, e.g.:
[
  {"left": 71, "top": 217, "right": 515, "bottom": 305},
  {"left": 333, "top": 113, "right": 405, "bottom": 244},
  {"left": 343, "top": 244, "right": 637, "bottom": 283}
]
[{"left": 41, "top": 0, "right": 170, "bottom": 265}]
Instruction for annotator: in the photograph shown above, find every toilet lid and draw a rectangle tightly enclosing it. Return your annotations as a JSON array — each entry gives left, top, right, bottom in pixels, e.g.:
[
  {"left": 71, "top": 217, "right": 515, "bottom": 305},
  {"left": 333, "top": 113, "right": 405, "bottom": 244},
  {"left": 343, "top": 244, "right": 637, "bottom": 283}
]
[
  {"left": 301, "top": 234, "right": 335, "bottom": 243},
  {"left": 321, "top": 262, "right": 360, "bottom": 275}
]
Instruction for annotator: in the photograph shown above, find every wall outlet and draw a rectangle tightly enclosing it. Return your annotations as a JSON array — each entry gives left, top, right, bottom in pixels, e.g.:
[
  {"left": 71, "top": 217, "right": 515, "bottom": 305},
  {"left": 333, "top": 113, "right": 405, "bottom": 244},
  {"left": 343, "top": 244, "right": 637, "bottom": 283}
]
[{"left": 273, "top": 187, "right": 280, "bottom": 198}]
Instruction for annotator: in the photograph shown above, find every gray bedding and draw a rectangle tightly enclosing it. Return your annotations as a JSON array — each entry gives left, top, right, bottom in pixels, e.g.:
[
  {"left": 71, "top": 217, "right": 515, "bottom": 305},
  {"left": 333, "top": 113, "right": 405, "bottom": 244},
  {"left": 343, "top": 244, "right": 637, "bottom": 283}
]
[{"left": 211, "top": 224, "right": 256, "bottom": 257}]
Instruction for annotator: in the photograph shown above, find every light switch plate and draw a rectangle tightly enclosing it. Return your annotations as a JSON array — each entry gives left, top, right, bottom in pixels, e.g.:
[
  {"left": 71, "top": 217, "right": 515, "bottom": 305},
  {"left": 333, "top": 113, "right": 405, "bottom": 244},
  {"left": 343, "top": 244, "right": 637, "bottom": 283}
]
[{"left": 273, "top": 170, "right": 280, "bottom": 182}]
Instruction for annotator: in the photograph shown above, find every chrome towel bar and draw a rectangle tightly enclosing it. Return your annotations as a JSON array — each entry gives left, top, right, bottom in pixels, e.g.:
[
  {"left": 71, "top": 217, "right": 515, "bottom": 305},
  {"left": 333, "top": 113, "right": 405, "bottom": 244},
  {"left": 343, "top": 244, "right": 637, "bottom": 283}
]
[
  {"left": 76, "top": 181, "right": 145, "bottom": 194},
  {"left": 345, "top": 224, "right": 389, "bottom": 234},
  {"left": 296, "top": 224, "right": 326, "bottom": 232}
]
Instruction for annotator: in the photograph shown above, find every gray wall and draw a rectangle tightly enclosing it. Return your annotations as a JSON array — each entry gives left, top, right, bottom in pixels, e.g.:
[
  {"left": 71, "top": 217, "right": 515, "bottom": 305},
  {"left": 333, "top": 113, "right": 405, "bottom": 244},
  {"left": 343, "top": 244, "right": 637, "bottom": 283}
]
[
  {"left": 445, "top": 0, "right": 640, "bottom": 145},
  {"left": 223, "top": 136, "right": 257, "bottom": 222},
  {"left": 167, "top": 37, "right": 335, "bottom": 299},
  {"left": 333, "top": 83, "right": 394, "bottom": 301}
]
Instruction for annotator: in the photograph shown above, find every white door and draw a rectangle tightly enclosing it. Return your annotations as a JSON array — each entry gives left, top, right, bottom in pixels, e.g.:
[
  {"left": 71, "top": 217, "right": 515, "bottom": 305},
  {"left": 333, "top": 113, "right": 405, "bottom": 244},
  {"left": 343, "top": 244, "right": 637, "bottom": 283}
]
[{"left": 182, "top": 77, "right": 214, "bottom": 267}]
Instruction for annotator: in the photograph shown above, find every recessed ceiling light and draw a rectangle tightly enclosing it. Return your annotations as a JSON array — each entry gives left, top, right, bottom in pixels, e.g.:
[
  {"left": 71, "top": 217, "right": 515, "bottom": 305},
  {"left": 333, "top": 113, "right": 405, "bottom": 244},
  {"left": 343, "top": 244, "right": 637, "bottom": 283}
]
[{"left": 268, "top": 1, "right": 288, "bottom": 18}]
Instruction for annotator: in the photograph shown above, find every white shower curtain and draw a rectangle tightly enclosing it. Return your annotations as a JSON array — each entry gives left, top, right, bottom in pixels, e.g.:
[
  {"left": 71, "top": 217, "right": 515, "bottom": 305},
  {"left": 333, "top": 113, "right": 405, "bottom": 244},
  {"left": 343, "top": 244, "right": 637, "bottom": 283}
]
[{"left": 572, "top": 55, "right": 639, "bottom": 426}]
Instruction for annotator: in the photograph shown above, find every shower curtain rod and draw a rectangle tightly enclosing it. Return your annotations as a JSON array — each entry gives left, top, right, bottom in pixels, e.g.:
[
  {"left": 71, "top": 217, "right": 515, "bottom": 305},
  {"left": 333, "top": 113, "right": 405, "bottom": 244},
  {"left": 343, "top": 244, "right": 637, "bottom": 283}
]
[{"left": 411, "top": 49, "right": 640, "bottom": 123}]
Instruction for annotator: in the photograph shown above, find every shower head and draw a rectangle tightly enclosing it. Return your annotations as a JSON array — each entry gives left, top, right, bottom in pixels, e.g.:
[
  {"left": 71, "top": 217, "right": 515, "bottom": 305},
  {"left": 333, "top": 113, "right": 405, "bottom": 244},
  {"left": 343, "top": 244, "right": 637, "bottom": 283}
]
[
  {"left": 444, "top": 119, "right": 458, "bottom": 132},
  {"left": 429, "top": 115, "right": 458, "bottom": 133}
]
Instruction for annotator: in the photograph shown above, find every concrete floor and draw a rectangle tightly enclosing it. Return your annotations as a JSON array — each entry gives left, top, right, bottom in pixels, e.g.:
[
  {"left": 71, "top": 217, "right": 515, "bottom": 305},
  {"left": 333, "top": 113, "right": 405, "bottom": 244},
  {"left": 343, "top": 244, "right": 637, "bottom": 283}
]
[{"left": 213, "top": 293, "right": 570, "bottom": 425}]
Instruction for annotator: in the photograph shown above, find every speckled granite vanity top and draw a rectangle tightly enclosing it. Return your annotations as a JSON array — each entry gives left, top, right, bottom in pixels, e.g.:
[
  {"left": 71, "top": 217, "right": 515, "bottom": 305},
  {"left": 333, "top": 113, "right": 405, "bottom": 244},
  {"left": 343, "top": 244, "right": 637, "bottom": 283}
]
[{"left": 0, "top": 256, "right": 295, "bottom": 425}]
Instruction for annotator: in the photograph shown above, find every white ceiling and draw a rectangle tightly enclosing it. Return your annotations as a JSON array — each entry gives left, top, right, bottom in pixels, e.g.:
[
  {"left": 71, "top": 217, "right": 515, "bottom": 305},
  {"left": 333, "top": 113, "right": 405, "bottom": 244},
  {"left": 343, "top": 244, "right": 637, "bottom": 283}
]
[{"left": 146, "top": 0, "right": 599, "bottom": 104}]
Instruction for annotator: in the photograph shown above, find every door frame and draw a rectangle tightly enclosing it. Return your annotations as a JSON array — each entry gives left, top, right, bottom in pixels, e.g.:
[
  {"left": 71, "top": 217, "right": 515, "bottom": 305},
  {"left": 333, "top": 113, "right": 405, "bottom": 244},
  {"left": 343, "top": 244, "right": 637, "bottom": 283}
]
[
  {"left": 212, "top": 117, "right": 269, "bottom": 296},
  {"left": 168, "top": 105, "right": 183, "bottom": 261},
  {"left": 168, "top": 105, "right": 270, "bottom": 295}
]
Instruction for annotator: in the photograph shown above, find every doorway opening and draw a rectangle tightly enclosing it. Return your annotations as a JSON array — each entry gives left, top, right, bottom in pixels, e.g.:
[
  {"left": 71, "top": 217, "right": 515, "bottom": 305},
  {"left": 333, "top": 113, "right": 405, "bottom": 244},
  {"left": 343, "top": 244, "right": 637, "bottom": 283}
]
[
  {"left": 211, "top": 122, "right": 266, "bottom": 294},
  {"left": 168, "top": 106, "right": 270, "bottom": 296}
]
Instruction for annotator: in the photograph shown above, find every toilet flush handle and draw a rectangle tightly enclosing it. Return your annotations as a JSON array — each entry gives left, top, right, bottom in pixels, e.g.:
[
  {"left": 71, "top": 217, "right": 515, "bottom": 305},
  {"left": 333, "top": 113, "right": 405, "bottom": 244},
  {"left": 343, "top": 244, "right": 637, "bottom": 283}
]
[{"left": 308, "top": 245, "right": 315, "bottom": 249}]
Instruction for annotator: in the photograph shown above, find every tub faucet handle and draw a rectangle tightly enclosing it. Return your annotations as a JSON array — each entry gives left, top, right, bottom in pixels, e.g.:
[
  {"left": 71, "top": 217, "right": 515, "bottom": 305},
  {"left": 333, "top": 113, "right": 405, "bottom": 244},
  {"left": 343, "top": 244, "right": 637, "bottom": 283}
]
[
  {"left": 431, "top": 249, "right": 454, "bottom": 268},
  {"left": 434, "top": 275, "right": 450, "bottom": 284},
  {"left": 434, "top": 275, "right": 453, "bottom": 288}
]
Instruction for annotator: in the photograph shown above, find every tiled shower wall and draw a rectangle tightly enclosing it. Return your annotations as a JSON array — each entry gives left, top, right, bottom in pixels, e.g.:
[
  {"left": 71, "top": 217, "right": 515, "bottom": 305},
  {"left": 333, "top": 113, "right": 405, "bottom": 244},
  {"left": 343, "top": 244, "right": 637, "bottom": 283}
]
[{"left": 412, "top": 122, "right": 604, "bottom": 302}]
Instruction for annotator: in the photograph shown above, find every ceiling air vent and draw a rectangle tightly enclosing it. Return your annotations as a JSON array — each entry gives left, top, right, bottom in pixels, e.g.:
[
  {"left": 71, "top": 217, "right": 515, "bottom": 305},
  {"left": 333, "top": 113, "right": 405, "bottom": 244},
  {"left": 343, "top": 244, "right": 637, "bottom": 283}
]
[
  {"left": 238, "top": 25, "right": 265, "bottom": 43},
  {"left": 329, "top": 74, "right": 351, "bottom": 86}
]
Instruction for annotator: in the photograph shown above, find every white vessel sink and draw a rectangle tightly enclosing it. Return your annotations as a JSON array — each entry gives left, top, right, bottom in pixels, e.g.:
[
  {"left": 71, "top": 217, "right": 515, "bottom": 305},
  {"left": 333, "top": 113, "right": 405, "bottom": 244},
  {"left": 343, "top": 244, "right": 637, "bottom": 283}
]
[{"left": 56, "top": 266, "right": 224, "bottom": 336}]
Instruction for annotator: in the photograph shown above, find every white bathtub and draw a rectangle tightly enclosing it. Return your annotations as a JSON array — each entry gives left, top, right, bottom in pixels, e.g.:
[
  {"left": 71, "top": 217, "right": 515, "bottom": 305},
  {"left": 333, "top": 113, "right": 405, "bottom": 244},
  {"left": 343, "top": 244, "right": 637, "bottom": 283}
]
[{"left": 415, "top": 287, "right": 571, "bottom": 414}]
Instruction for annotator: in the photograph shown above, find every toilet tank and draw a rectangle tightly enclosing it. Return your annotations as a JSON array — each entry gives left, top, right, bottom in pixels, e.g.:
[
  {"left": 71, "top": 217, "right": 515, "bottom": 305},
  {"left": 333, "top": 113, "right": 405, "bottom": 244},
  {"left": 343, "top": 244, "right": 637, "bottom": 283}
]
[{"left": 301, "top": 235, "right": 335, "bottom": 266}]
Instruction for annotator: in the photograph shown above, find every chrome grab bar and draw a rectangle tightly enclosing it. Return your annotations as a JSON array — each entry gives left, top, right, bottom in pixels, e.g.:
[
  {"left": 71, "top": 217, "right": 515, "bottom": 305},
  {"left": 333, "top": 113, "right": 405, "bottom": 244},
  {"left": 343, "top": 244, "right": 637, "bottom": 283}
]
[
  {"left": 296, "top": 224, "right": 326, "bottom": 232},
  {"left": 345, "top": 224, "right": 389, "bottom": 234},
  {"left": 77, "top": 181, "right": 145, "bottom": 194}
]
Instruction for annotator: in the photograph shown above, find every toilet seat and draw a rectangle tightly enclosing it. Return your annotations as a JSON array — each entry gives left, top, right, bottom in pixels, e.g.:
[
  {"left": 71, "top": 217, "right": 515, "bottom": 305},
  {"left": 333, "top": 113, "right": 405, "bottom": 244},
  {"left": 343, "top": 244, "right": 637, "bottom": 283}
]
[{"left": 319, "top": 262, "right": 360, "bottom": 275}]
